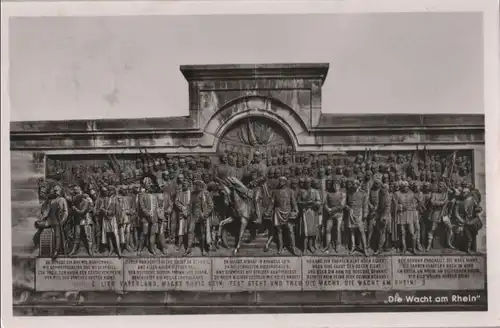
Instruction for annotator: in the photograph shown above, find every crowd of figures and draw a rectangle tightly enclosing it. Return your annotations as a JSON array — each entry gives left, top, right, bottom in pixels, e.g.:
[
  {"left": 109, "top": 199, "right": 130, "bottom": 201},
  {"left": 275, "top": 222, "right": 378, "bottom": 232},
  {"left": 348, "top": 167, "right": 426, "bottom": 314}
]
[{"left": 34, "top": 149, "right": 484, "bottom": 259}]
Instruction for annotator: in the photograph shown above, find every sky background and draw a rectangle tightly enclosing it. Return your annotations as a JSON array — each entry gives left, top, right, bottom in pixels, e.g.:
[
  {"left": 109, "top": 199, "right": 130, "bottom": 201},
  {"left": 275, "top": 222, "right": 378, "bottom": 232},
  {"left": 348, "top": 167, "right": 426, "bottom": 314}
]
[{"left": 8, "top": 12, "right": 483, "bottom": 122}]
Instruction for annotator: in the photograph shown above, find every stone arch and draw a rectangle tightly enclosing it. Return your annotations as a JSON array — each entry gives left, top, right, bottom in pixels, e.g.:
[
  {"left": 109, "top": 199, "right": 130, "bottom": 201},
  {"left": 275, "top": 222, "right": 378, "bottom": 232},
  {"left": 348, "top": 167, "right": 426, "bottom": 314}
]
[
  {"left": 215, "top": 114, "right": 297, "bottom": 154},
  {"left": 201, "top": 95, "right": 307, "bottom": 149}
]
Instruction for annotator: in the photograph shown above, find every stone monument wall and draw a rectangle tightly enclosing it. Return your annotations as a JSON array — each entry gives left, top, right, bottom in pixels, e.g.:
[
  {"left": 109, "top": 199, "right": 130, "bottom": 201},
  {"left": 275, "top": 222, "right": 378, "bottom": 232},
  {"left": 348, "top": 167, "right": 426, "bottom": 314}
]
[{"left": 9, "top": 64, "right": 487, "bottom": 315}]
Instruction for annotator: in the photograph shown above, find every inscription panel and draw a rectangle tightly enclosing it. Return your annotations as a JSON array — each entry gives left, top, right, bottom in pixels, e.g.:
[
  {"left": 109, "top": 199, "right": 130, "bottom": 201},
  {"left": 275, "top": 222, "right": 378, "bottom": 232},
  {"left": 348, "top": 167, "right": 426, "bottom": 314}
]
[
  {"left": 35, "top": 258, "right": 122, "bottom": 291},
  {"left": 34, "top": 256, "right": 486, "bottom": 293},
  {"left": 211, "top": 257, "right": 302, "bottom": 291},
  {"left": 123, "top": 258, "right": 212, "bottom": 291},
  {"left": 392, "top": 256, "right": 486, "bottom": 290},
  {"left": 302, "top": 257, "right": 392, "bottom": 290}
]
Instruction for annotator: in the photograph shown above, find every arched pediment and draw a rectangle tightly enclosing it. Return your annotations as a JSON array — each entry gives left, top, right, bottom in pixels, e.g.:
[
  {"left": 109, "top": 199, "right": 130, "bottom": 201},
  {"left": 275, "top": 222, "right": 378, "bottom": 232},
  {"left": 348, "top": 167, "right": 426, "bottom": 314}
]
[{"left": 201, "top": 95, "right": 308, "bottom": 149}]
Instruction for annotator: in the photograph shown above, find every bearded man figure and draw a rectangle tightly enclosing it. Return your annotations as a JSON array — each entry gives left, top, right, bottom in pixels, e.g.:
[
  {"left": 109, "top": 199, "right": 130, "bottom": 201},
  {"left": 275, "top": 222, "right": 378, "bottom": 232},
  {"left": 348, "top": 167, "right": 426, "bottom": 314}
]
[{"left": 35, "top": 185, "right": 69, "bottom": 259}]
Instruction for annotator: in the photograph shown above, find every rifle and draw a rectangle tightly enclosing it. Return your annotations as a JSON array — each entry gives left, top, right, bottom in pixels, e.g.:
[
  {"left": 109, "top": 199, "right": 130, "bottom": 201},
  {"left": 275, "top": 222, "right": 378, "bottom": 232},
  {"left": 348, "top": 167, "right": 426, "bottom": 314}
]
[
  {"left": 107, "top": 154, "right": 123, "bottom": 175},
  {"left": 436, "top": 151, "right": 457, "bottom": 221}
]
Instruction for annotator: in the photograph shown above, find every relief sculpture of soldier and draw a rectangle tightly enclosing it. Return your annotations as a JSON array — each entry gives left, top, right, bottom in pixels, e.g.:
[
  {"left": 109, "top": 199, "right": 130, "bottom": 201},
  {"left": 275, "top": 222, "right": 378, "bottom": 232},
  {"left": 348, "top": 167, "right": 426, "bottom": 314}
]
[
  {"left": 265, "top": 176, "right": 299, "bottom": 255},
  {"left": 34, "top": 184, "right": 69, "bottom": 259},
  {"left": 34, "top": 146, "right": 483, "bottom": 258}
]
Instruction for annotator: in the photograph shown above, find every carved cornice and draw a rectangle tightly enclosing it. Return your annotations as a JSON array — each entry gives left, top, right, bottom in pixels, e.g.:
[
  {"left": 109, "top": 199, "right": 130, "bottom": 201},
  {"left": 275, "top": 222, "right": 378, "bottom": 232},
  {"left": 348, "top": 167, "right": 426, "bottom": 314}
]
[
  {"left": 10, "top": 114, "right": 485, "bottom": 151},
  {"left": 10, "top": 114, "right": 484, "bottom": 134},
  {"left": 180, "top": 63, "right": 330, "bottom": 84}
]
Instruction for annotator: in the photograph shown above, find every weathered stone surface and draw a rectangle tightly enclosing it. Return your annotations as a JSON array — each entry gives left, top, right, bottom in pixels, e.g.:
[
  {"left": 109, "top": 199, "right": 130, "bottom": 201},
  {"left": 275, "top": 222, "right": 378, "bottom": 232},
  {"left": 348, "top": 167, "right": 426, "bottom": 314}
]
[{"left": 10, "top": 64, "right": 488, "bottom": 316}]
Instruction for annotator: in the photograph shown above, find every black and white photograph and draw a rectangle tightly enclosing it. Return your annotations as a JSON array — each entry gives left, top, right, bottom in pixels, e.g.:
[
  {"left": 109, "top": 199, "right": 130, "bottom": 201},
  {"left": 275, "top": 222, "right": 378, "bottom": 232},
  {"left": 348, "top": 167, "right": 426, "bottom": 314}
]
[{"left": 1, "top": 0, "right": 499, "bottom": 327}]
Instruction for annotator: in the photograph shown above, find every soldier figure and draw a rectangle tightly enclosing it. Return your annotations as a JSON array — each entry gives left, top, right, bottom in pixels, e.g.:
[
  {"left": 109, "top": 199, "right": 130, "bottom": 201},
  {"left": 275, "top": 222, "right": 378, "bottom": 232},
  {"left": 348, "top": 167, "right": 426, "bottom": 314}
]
[
  {"left": 137, "top": 177, "right": 160, "bottom": 255},
  {"left": 174, "top": 180, "right": 192, "bottom": 252},
  {"left": 246, "top": 151, "right": 268, "bottom": 194},
  {"left": 345, "top": 179, "right": 369, "bottom": 256},
  {"left": 100, "top": 185, "right": 122, "bottom": 257},
  {"left": 367, "top": 179, "right": 382, "bottom": 250},
  {"left": 185, "top": 180, "right": 214, "bottom": 256},
  {"left": 316, "top": 168, "right": 327, "bottom": 247},
  {"left": 117, "top": 186, "right": 135, "bottom": 253},
  {"left": 374, "top": 183, "right": 393, "bottom": 255},
  {"left": 128, "top": 184, "right": 141, "bottom": 250},
  {"left": 34, "top": 185, "right": 69, "bottom": 259},
  {"left": 323, "top": 179, "right": 346, "bottom": 253},
  {"left": 153, "top": 192, "right": 167, "bottom": 255},
  {"left": 453, "top": 187, "right": 478, "bottom": 252},
  {"left": 394, "top": 181, "right": 421, "bottom": 254},
  {"left": 68, "top": 185, "right": 93, "bottom": 256},
  {"left": 463, "top": 205, "right": 483, "bottom": 254},
  {"left": 298, "top": 178, "right": 322, "bottom": 253},
  {"left": 266, "top": 177, "right": 299, "bottom": 255},
  {"left": 426, "top": 182, "right": 453, "bottom": 251},
  {"left": 210, "top": 183, "right": 230, "bottom": 250}
]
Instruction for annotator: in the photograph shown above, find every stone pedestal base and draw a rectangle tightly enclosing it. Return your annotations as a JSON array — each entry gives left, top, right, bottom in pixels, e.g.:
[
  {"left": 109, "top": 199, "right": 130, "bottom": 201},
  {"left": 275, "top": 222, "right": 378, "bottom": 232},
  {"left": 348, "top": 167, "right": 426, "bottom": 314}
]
[{"left": 15, "top": 254, "right": 487, "bottom": 315}]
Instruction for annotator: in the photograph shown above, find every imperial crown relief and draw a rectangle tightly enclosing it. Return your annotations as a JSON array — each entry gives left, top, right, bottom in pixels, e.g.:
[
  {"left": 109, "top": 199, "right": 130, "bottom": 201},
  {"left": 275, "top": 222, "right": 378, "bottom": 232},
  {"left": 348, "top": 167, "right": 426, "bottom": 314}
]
[{"left": 10, "top": 64, "right": 487, "bottom": 314}]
